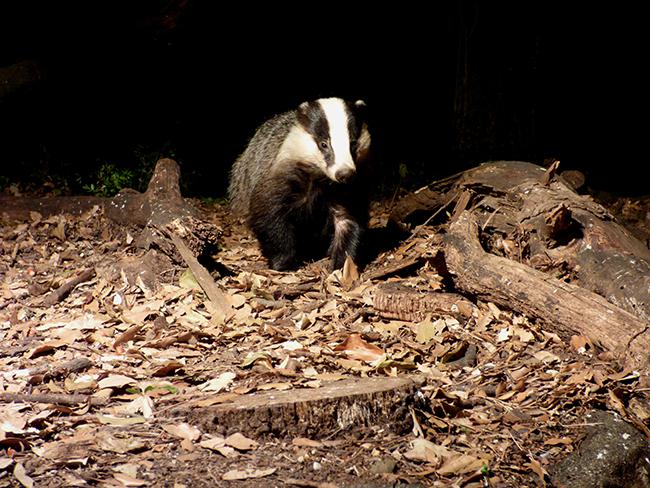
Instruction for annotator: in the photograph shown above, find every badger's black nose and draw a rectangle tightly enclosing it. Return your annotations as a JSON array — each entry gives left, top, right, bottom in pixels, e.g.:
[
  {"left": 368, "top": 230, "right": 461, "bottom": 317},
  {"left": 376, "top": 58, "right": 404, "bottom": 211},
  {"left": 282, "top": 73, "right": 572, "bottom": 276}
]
[{"left": 335, "top": 168, "right": 356, "bottom": 183}]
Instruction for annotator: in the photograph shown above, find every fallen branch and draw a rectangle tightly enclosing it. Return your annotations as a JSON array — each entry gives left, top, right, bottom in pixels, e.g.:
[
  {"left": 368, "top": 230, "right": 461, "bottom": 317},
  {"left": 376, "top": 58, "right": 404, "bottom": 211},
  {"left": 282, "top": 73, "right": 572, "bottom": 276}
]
[
  {"left": 0, "top": 392, "right": 108, "bottom": 406},
  {"left": 444, "top": 212, "right": 650, "bottom": 379},
  {"left": 168, "top": 231, "right": 233, "bottom": 320},
  {"left": 41, "top": 268, "right": 96, "bottom": 307}
]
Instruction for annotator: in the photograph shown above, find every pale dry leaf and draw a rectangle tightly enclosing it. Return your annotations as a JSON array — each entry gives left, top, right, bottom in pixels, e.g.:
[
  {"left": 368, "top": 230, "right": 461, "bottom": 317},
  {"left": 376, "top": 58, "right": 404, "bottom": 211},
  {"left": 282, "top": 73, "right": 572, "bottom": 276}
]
[
  {"left": 292, "top": 437, "right": 322, "bottom": 448},
  {"left": 256, "top": 382, "right": 293, "bottom": 391},
  {"left": 162, "top": 422, "right": 202, "bottom": 441},
  {"left": 533, "top": 350, "right": 560, "bottom": 364},
  {"left": 96, "top": 414, "right": 147, "bottom": 426},
  {"left": 222, "top": 468, "right": 276, "bottom": 480},
  {"left": 280, "top": 340, "right": 303, "bottom": 351},
  {"left": 225, "top": 432, "right": 258, "bottom": 451},
  {"left": 118, "top": 395, "right": 154, "bottom": 419},
  {"left": 513, "top": 326, "right": 535, "bottom": 343},
  {"left": 340, "top": 255, "right": 359, "bottom": 290},
  {"left": 198, "top": 436, "right": 225, "bottom": 450},
  {"left": 97, "top": 374, "right": 137, "bottom": 389},
  {"left": 112, "top": 463, "right": 140, "bottom": 478},
  {"left": 496, "top": 327, "right": 511, "bottom": 342},
  {"left": 199, "top": 371, "right": 236, "bottom": 392},
  {"left": 438, "top": 453, "right": 489, "bottom": 475},
  {"left": 13, "top": 462, "right": 34, "bottom": 488},
  {"left": 403, "top": 438, "right": 453, "bottom": 464},
  {"left": 113, "top": 472, "right": 148, "bottom": 487}
]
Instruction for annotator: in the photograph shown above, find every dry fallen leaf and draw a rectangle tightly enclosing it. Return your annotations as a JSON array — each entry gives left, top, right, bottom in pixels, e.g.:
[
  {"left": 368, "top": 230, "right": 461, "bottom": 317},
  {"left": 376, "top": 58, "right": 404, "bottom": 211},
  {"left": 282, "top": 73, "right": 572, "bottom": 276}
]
[
  {"left": 333, "top": 333, "right": 385, "bottom": 363},
  {"left": 198, "top": 371, "right": 236, "bottom": 392},
  {"left": 222, "top": 468, "right": 276, "bottom": 480},
  {"left": 13, "top": 462, "right": 34, "bottom": 488},
  {"left": 438, "top": 452, "right": 489, "bottom": 476},
  {"left": 112, "top": 472, "right": 149, "bottom": 487},
  {"left": 162, "top": 422, "right": 202, "bottom": 441},
  {"left": 97, "top": 374, "right": 137, "bottom": 389},
  {"left": 225, "top": 432, "right": 258, "bottom": 451},
  {"left": 403, "top": 438, "right": 452, "bottom": 465}
]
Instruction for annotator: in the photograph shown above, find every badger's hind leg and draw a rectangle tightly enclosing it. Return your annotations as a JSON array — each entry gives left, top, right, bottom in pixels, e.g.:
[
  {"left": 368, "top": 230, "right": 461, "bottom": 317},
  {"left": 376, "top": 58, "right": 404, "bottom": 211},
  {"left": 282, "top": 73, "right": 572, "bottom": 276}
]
[{"left": 328, "top": 205, "right": 362, "bottom": 271}]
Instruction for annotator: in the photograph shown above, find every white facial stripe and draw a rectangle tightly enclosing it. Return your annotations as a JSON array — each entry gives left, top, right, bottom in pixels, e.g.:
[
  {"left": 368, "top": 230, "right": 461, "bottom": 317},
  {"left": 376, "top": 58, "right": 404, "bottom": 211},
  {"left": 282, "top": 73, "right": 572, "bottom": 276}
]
[
  {"left": 276, "top": 125, "right": 326, "bottom": 172},
  {"left": 318, "top": 98, "right": 355, "bottom": 173}
]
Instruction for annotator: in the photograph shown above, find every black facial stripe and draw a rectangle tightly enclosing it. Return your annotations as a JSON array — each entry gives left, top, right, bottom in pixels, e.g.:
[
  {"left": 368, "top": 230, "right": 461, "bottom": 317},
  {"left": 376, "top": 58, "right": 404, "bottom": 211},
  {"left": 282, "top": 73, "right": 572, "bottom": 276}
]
[
  {"left": 297, "top": 101, "right": 329, "bottom": 141},
  {"left": 297, "top": 100, "right": 334, "bottom": 166}
]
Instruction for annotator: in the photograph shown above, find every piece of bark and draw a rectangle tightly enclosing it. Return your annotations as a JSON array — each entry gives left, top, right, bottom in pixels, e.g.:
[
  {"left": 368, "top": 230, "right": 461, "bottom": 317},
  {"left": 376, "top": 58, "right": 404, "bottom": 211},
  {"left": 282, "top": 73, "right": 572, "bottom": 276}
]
[
  {"left": 444, "top": 212, "right": 650, "bottom": 378},
  {"left": 0, "top": 392, "right": 108, "bottom": 406},
  {"left": 41, "top": 268, "right": 96, "bottom": 307},
  {"left": 167, "top": 376, "right": 423, "bottom": 438},
  {"left": 373, "top": 282, "right": 476, "bottom": 321}
]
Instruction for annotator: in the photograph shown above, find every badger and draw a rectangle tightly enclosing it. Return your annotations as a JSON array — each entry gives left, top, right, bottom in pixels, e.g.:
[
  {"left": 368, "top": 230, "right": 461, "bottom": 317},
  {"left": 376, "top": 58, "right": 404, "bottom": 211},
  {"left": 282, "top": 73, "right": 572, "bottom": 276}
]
[{"left": 228, "top": 97, "right": 371, "bottom": 271}]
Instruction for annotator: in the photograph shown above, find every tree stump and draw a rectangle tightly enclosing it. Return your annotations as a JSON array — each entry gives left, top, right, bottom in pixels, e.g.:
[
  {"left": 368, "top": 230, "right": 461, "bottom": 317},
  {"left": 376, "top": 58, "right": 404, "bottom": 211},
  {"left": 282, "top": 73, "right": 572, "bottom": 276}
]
[{"left": 166, "top": 376, "right": 423, "bottom": 439}]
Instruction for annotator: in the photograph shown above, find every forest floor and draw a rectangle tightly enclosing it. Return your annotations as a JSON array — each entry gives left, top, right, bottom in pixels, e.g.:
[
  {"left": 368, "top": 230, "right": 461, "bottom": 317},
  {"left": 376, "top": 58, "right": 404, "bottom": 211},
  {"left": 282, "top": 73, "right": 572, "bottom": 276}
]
[{"left": 0, "top": 197, "right": 648, "bottom": 487}]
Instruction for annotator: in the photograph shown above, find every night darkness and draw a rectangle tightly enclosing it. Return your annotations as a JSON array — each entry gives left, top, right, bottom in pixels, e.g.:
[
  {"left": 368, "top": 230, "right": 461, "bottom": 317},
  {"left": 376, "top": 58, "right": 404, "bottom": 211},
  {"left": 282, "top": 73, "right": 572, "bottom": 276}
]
[{"left": 0, "top": 1, "right": 647, "bottom": 198}]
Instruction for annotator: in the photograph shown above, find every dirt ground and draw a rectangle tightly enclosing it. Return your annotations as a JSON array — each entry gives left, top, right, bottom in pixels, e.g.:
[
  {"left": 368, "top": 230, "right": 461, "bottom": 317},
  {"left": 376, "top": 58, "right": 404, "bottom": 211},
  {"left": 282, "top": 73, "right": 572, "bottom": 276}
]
[{"left": 0, "top": 198, "right": 648, "bottom": 487}]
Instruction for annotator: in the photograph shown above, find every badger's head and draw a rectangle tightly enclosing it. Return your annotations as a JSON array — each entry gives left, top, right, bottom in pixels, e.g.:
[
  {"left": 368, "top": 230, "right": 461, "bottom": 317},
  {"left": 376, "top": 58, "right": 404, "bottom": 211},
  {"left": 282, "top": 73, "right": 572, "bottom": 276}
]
[{"left": 278, "top": 97, "right": 371, "bottom": 183}]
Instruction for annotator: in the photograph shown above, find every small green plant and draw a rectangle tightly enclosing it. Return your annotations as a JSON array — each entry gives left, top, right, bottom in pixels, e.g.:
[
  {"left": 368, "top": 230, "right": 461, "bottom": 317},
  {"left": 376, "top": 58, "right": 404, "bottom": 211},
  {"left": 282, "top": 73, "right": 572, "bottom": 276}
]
[{"left": 82, "top": 162, "right": 136, "bottom": 197}]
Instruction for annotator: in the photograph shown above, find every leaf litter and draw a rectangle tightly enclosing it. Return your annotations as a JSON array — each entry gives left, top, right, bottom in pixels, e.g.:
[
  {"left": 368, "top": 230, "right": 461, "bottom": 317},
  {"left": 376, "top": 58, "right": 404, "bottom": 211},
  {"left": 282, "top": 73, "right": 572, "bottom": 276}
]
[{"left": 0, "top": 201, "right": 647, "bottom": 487}]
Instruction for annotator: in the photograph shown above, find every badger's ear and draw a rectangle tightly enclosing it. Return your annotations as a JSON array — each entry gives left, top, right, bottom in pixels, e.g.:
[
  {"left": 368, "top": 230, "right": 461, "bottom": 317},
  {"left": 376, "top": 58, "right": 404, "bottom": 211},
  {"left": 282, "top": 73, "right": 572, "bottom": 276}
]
[
  {"left": 297, "top": 101, "right": 311, "bottom": 127},
  {"left": 353, "top": 99, "right": 367, "bottom": 118}
]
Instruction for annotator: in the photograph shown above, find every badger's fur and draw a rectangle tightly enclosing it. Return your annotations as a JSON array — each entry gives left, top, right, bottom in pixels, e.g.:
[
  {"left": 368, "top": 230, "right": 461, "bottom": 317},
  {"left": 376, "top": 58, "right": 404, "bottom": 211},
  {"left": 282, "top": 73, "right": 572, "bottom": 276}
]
[{"left": 228, "top": 97, "right": 371, "bottom": 271}]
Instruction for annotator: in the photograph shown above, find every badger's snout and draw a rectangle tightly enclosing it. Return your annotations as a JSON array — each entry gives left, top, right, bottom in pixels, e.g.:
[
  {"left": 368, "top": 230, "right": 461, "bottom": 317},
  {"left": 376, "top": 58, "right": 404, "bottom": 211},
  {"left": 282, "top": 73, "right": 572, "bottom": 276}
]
[{"left": 335, "top": 167, "right": 356, "bottom": 183}]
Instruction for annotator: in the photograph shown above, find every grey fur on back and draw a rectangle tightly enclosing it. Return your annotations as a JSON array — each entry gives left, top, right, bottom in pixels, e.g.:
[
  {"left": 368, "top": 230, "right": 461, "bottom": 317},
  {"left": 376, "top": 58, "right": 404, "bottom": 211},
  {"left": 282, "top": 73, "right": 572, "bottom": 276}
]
[{"left": 228, "top": 110, "right": 297, "bottom": 217}]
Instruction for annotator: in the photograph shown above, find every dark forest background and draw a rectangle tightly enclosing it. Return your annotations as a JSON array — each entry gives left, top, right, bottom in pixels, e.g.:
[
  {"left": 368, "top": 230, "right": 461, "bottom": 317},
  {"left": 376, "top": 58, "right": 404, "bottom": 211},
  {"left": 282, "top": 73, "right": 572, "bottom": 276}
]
[{"left": 0, "top": 1, "right": 646, "bottom": 198}]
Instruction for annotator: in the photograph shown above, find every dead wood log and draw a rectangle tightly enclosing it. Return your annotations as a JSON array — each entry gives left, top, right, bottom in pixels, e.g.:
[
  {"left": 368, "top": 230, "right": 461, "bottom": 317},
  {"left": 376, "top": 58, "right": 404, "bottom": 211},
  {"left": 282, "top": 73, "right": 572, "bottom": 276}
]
[
  {"left": 445, "top": 212, "right": 650, "bottom": 378},
  {"left": 392, "top": 161, "right": 650, "bottom": 323},
  {"left": 167, "top": 376, "right": 423, "bottom": 439},
  {"left": 373, "top": 282, "right": 476, "bottom": 321},
  {"left": 0, "top": 196, "right": 106, "bottom": 221}
]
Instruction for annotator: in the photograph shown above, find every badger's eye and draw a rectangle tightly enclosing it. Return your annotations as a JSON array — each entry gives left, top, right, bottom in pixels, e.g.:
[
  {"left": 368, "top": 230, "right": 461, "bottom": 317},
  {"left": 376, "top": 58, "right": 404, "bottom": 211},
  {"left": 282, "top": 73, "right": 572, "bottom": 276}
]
[{"left": 320, "top": 141, "right": 329, "bottom": 149}]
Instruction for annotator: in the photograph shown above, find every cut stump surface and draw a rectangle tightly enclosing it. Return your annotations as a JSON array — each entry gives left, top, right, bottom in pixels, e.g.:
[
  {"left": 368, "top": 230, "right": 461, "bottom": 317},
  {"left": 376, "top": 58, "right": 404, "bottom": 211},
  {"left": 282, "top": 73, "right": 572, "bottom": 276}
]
[{"left": 167, "top": 376, "right": 423, "bottom": 439}]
